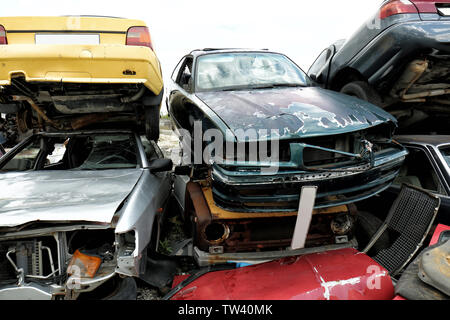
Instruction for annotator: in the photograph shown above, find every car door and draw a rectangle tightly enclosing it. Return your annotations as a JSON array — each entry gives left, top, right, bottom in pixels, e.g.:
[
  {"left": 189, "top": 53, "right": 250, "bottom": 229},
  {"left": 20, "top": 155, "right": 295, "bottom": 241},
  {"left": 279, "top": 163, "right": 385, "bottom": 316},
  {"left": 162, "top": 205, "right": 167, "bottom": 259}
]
[
  {"left": 307, "top": 45, "right": 335, "bottom": 87},
  {"left": 357, "top": 143, "right": 450, "bottom": 225},
  {"left": 429, "top": 144, "right": 450, "bottom": 225},
  {"left": 168, "top": 55, "right": 195, "bottom": 131},
  {"left": 168, "top": 56, "right": 197, "bottom": 214}
]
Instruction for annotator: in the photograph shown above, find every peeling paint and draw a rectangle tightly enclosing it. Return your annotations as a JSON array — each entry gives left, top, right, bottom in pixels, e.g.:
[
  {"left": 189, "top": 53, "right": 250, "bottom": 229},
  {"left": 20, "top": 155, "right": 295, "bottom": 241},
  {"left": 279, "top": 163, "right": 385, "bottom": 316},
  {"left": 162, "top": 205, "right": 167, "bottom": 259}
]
[
  {"left": 196, "top": 86, "right": 396, "bottom": 141},
  {"left": 319, "top": 275, "right": 362, "bottom": 300}
]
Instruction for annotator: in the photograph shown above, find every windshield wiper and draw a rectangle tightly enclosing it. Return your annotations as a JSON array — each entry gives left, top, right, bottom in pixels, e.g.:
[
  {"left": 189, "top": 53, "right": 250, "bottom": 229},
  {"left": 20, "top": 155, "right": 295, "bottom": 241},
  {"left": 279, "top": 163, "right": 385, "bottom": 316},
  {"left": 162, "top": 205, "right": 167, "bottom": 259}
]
[
  {"left": 217, "top": 83, "right": 306, "bottom": 92},
  {"left": 271, "top": 83, "right": 306, "bottom": 88},
  {"left": 248, "top": 83, "right": 306, "bottom": 90}
]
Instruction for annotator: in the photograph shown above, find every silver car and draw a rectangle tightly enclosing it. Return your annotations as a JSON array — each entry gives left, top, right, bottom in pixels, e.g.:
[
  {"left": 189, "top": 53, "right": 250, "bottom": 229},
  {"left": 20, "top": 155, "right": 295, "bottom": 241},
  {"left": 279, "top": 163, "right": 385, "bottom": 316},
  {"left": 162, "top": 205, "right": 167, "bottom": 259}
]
[{"left": 0, "top": 130, "right": 172, "bottom": 300}]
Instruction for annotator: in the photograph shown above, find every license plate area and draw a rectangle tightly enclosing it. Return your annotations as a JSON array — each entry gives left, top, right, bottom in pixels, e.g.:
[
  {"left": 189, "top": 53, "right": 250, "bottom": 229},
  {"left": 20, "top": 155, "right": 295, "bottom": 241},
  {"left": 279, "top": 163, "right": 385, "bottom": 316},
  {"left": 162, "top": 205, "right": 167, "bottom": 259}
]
[{"left": 35, "top": 33, "right": 100, "bottom": 45}]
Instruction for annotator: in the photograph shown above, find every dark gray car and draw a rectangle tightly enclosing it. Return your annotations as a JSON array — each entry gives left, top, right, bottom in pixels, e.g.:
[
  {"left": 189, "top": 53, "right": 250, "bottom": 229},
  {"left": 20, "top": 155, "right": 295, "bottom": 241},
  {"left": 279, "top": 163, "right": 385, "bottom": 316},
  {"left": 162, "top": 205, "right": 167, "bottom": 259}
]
[{"left": 308, "top": 0, "right": 450, "bottom": 134}]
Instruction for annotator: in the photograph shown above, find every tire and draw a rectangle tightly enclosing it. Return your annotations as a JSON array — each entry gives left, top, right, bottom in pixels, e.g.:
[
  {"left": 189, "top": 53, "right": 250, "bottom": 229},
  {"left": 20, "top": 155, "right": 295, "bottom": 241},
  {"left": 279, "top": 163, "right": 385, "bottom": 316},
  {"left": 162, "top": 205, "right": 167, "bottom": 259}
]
[
  {"left": 145, "top": 106, "right": 160, "bottom": 141},
  {"left": 354, "top": 211, "right": 390, "bottom": 255},
  {"left": 77, "top": 276, "right": 137, "bottom": 300},
  {"left": 104, "top": 277, "right": 137, "bottom": 300},
  {"left": 340, "top": 81, "right": 382, "bottom": 107}
]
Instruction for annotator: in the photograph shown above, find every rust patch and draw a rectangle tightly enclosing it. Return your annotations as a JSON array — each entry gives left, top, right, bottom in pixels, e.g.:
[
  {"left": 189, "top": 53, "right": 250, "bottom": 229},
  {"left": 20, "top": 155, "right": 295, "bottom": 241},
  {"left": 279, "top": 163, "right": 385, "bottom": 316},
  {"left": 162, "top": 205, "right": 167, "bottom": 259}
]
[
  {"left": 202, "top": 187, "right": 348, "bottom": 219},
  {"left": 71, "top": 113, "right": 109, "bottom": 130},
  {"left": 187, "top": 182, "right": 213, "bottom": 250}
]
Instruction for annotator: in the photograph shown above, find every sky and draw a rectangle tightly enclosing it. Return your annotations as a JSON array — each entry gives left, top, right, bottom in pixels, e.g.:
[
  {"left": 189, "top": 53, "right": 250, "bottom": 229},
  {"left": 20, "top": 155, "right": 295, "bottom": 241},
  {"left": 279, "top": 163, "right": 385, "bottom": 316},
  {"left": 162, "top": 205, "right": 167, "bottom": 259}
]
[{"left": 3, "top": 0, "right": 382, "bottom": 115}]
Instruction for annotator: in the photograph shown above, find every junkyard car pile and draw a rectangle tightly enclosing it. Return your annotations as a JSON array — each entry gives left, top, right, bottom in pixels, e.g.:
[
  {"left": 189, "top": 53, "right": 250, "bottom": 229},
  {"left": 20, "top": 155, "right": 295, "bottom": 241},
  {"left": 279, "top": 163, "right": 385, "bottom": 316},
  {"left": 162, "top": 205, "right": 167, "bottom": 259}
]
[{"left": 0, "top": 0, "right": 450, "bottom": 300}]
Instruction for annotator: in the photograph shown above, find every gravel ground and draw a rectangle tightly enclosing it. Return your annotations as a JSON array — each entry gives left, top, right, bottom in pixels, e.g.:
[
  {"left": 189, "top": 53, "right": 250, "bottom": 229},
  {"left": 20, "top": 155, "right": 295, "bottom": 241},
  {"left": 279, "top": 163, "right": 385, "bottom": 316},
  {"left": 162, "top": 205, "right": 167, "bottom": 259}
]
[
  {"left": 158, "top": 119, "right": 181, "bottom": 161},
  {"left": 137, "top": 280, "right": 161, "bottom": 300}
]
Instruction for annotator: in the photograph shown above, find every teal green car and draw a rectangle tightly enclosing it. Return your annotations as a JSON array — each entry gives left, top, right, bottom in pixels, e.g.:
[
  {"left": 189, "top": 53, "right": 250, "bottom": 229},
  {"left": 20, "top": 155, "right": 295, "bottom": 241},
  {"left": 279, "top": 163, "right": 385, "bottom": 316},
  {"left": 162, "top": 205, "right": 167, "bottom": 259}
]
[{"left": 168, "top": 49, "right": 408, "bottom": 255}]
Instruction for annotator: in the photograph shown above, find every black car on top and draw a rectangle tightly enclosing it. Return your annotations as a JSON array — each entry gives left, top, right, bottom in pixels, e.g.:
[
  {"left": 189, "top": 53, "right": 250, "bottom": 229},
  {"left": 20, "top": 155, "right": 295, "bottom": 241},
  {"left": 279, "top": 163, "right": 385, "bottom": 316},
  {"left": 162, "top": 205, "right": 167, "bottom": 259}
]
[{"left": 308, "top": 0, "right": 450, "bottom": 134}]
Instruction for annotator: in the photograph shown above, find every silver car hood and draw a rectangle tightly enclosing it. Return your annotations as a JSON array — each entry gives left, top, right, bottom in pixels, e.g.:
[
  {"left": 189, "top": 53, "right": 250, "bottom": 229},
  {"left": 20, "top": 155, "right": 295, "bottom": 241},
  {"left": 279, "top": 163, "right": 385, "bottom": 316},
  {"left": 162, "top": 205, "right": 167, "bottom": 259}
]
[{"left": 0, "top": 169, "right": 142, "bottom": 227}]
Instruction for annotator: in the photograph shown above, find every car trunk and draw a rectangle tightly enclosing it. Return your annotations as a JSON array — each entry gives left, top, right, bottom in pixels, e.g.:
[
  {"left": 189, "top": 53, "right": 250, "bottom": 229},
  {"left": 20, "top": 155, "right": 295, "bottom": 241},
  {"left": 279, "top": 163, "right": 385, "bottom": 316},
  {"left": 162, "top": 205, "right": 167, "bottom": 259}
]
[
  {"left": 0, "top": 16, "right": 139, "bottom": 45},
  {"left": 0, "top": 16, "right": 162, "bottom": 146}
]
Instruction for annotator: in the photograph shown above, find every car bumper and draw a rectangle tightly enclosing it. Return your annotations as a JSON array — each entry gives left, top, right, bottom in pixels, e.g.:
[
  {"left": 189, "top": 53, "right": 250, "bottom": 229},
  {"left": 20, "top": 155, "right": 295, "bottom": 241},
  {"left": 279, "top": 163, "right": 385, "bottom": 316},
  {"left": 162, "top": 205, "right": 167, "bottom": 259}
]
[
  {"left": 0, "top": 268, "right": 120, "bottom": 300},
  {"left": 193, "top": 239, "right": 358, "bottom": 267},
  {"left": 0, "top": 283, "right": 53, "bottom": 300},
  {"left": 211, "top": 147, "right": 408, "bottom": 212},
  {"left": 0, "top": 44, "right": 163, "bottom": 95}
]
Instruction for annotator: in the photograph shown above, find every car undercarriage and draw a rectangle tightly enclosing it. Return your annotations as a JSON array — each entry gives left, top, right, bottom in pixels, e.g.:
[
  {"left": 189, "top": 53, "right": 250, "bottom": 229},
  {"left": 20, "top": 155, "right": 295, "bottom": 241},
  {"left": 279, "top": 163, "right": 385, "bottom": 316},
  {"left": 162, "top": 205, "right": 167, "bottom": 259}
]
[
  {"left": 0, "top": 79, "right": 163, "bottom": 146},
  {"left": 384, "top": 53, "right": 450, "bottom": 133}
]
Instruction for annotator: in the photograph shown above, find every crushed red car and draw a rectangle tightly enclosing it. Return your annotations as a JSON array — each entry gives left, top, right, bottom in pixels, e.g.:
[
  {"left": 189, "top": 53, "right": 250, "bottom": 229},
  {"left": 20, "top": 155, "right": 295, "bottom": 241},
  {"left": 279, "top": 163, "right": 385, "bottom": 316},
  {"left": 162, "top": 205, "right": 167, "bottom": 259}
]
[{"left": 168, "top": 248, "right": 394, "bottom": 300}]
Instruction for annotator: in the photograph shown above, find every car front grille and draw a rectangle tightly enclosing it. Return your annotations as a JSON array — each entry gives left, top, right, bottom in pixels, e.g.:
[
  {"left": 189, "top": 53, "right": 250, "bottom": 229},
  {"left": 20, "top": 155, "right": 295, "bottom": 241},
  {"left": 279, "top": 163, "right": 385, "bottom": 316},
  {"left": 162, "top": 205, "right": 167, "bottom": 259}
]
[{"left": 212, "top": 154, "right": 403, "bottom": 212}]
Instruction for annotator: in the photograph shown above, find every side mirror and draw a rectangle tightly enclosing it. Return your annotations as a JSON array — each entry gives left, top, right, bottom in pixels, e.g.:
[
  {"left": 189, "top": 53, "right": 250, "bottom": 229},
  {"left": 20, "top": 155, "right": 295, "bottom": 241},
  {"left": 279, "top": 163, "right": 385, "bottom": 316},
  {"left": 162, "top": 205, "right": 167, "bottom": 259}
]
[
  {"left": 309, "top": 74, "right": 317, "bottom": 81},
  {"left": 148, "top": 158, "right": 173, "bottom": 173}
]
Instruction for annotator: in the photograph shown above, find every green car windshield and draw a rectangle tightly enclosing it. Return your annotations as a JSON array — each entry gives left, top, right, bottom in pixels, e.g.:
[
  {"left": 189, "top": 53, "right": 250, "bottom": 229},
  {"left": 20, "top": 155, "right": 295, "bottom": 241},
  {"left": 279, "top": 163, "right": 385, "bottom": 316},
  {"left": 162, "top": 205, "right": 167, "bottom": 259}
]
[{"left": 195, "top": 52, "right": 309, "bottom": 91}]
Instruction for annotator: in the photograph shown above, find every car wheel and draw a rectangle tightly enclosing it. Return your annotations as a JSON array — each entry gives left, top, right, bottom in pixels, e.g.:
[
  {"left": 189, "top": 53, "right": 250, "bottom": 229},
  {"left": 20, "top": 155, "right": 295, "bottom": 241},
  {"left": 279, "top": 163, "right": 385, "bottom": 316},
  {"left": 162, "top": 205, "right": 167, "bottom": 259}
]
[
  {"left": 354, "top": 211, "right": 390, "bottom": 255},
  {"left": 103, "top": 277, "right": 137, "bottom": 300},
  {"left": 340, "top": 81, "right": 382, "bottom": 106},
  {"left": 145, "top": 106, "right": 160, "bottom": 142},
  {"left": 77, "top": 275, "right": 137, "bottom": 300}
]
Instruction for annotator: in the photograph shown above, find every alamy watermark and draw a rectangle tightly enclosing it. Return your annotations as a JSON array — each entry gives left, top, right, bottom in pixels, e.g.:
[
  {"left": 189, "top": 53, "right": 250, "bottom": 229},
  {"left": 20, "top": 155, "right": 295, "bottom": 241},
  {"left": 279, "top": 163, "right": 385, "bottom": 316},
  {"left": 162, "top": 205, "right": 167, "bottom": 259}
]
[{"left": 175, "top": 120, "right": 280, "bottom": 174}]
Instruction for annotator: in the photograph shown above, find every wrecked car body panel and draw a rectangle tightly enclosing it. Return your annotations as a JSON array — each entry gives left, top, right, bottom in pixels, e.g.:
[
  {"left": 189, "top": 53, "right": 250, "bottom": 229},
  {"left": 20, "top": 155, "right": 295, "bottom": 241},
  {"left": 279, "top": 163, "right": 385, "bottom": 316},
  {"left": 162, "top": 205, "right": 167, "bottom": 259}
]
[
  {"left": 308, "top": 3, "right": 450, "bottom": 133},
  {"left": 394, "top": 224, "right": 450, "bottom": 300},
  {"left": 170, "top": 248, "right": 394, "bottom": 300},
  {"left": 363, "top": 135, "right": 450, "bottom": 229},
  {"left": 0, "top": 130, "right": 172, "bottom": 299},
  {"left": 0, "top": 169, "right": 142, "bottom": 227},
  {"left": 115, "top": 169, "right": 172, "bottom": 277},
  {"left": 169, "top": 49, "right": 407, "bottom": 257},
  {"left": 189, "top": 180, "right": 357, "bottom": 253},
  {"left": 0, "top": 16, "right": 164, "bottom": 146},
  {"left": 196, "top": 87, "right": 397, "bottom": 140},
  {"left": 211, "top": 146, "right": 407, "bottom": 212}
]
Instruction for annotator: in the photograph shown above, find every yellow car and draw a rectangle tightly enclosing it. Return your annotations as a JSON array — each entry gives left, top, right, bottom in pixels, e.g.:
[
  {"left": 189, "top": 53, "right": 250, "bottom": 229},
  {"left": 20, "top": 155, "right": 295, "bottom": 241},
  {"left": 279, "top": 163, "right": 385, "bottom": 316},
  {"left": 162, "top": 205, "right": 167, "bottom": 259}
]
[{"left": 0, "top": 16, "right": 163, "bottom": 145}]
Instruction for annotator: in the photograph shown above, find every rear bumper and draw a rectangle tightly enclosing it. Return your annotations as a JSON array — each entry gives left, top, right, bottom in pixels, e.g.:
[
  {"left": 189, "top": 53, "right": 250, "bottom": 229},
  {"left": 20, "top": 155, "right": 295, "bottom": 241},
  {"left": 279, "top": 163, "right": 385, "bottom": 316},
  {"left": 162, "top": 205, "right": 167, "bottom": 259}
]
[{"left": 0, "top": 44, "right": 163, "bottom": 95}]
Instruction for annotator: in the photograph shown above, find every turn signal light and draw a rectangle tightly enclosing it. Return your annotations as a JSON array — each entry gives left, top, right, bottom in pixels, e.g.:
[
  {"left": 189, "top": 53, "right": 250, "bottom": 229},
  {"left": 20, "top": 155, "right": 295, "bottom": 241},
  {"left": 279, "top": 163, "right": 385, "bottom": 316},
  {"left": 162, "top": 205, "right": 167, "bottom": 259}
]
[
  {"left": 67, "top": 249, "right": 102, "bottom": 278},
  {"left": 379, "top": 0, "right": 418, "bottom": 19},
  {"left": 0, "top": 25, "right": 7, "bottom": 45}
]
